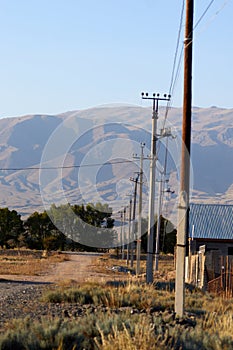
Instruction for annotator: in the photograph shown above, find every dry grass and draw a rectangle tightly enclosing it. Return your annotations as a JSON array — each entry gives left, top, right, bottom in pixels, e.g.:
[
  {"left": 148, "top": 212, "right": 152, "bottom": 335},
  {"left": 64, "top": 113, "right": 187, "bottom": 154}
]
[
  {"left": 92, "top": 252, "right": 175, "bottom": 280},
  {"left": 43, "top": 279, "right": 175, "bottom": 310},
  {"left": 0, "top": 251, "right": 233, "bottom": 349},
  {"left": 0, "top": 250, "right": 69, "bottom": 276},
  {"left": 5, "top": 280, "right": 232, "bottom": 350},
  {"left": 95, "top": 317, "right": 160, "bottom": 350}
]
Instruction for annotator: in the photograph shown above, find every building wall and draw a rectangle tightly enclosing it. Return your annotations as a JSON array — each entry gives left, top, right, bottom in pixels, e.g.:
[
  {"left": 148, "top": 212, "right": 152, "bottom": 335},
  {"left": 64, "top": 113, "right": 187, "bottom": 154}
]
[{"left": 194, "top": 240, "right": 233, "bottom": 256}]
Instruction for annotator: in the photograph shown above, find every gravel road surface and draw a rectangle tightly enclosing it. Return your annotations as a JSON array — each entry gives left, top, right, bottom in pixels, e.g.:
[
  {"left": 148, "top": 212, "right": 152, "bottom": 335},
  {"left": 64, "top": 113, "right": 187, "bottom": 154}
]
[{"left": 0, "top": 252, "right": 111, "bottom": 330}]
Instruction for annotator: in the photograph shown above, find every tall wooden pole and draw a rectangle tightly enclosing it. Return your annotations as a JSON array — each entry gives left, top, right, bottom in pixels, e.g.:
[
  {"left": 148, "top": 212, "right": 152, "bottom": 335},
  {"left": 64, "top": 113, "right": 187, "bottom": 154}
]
[{"left": 175, "top": 0, "right": 194, "bottom": 317}]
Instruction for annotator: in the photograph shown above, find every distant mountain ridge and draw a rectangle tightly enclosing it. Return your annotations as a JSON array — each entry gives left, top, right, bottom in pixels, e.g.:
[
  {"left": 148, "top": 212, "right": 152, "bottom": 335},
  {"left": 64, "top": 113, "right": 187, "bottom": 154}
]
[{"left": 0, "top": 106, "right": 232, "bottom": 221}]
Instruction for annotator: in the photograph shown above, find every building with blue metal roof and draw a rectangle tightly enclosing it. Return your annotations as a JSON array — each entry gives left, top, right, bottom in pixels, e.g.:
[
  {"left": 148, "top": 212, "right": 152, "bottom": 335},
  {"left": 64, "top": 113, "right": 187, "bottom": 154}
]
[{"left": 189, "top": 203, "right": 233, "bottom": 255}]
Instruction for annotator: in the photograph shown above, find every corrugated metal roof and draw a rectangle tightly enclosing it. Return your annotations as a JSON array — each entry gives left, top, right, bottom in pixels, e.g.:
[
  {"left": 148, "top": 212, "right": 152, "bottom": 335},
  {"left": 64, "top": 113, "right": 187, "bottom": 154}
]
[{"left": 189, "top": 203, "right": 233, "bottom": 240}]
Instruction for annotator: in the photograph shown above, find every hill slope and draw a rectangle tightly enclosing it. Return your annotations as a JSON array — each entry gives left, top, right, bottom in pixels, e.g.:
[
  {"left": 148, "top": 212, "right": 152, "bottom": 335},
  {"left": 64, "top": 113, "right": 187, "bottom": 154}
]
[{"left": 0, "top": 106, "right": 232, "bottom": 222}]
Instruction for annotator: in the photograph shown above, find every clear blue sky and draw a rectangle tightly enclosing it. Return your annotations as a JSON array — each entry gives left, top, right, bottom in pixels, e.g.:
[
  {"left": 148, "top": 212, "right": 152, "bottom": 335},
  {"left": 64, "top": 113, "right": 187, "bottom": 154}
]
[{"left": 0, "top": 0, "right": 232, "bottom": 117}]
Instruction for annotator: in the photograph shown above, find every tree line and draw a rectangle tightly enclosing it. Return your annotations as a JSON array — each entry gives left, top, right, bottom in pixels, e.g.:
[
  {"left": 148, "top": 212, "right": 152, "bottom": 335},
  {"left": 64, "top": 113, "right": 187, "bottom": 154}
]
[
  {"left": 0, "top": 202, "right": 115, "bottom": 251},
  {"left": 0, "top": 202, "right": 176, "bottom": 253}
]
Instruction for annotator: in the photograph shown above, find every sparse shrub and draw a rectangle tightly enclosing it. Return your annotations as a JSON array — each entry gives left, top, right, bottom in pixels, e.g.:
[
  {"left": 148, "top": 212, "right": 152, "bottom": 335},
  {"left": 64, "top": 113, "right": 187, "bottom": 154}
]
[
  {"left": 1, "top": 281, "right": 233, "bottom": 349},
  {"left": 42, "top": 282, "right": 174, "bottom": 310}
]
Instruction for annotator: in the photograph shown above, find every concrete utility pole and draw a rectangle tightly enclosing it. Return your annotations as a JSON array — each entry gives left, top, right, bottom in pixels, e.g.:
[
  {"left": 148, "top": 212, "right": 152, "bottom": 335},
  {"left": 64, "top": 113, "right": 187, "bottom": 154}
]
[
  {"left": 175, "top": 0, "right": 194, "bottom": 317},
  {"left": 130, "top": 173, "right": 139, "bottom": 268},
  {"left": 154, "top": 129, "right": 173, "bottom": 272},
  {"left": 119, "top": 210, "right": 123, "bottom": 255},
  {"left": 155, "top": 176, "right": 163, "bottom": 271},
  {"left": 122, "top": 207, "right": 126, "bottom": 260},
  {"left": 141, "top": 92, "right": 171, "bottom": 283},
  {"left": 126, "top": 196, "right": 132, "bottom": 266},
  {"left": 136, "top": 142, "right": 145, "bottom": 275}
]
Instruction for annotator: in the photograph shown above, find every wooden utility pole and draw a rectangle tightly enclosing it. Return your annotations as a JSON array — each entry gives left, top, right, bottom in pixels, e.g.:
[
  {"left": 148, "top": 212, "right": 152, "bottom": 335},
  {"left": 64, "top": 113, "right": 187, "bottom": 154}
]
[{"left": 175, "top": 0, "right": 194, "bottom": 317}]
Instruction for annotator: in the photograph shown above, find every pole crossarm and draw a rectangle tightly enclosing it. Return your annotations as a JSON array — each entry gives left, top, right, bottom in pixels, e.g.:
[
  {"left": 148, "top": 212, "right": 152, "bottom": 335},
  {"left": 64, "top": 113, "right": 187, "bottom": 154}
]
[{"left": 141, "top": 92, "right": 171, "bottom": 102}]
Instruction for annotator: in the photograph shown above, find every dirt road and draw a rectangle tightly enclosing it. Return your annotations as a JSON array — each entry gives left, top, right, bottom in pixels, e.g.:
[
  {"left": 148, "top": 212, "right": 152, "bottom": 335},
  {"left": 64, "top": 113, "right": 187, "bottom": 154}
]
[
  {"left": 0, "top": 252, "right": 115, "bottom": 329},
  {"left": 46, "top": 252, "right": 111, "bottom": 283},
  {"left": 0, "top": 252, "right": 110, "bottom": 284}
]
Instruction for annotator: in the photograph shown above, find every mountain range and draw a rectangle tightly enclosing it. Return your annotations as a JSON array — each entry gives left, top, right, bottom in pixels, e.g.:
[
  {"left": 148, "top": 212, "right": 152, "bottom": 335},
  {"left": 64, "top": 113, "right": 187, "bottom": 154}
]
[{"left": 0, "top": 105, "right": 232, "bottom": 225}]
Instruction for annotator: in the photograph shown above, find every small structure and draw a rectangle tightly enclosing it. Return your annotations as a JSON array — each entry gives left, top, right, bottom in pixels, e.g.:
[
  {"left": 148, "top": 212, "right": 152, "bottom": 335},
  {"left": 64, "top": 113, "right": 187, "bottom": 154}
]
[
  {"left": 185, "top": 203, "right": 233, "bottom": 293},
  {"left": 189, "top": 203, "right": 233, "bottom": 255}
]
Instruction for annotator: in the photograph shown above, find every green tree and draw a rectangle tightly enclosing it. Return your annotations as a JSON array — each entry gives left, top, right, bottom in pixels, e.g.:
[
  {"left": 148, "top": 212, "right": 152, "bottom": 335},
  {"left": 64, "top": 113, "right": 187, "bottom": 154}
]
[
  {"left": 48, "top": 203, "right": 80, "bottom": 250},
  {"left": 73, "top": 202, "right": 114, "bottom": 228},
  {"left": 73, "top": 202, "right": 115, "bottom": 248},
  {"left": 24, "top": 211, "right": 55, "bottom": 250},
  {"left": 0, "top": 208, "right": 24, "bottom": 248},
  {"left": 48, "top": 202, "right": 116, "bottom": 250},
  {"left": 159, "top": 217, "right": 176, "bottom": 254},
  {"left": 25, "top": 208, "right": 69, "bottom": 251},
  {"left": 141, "top": 216, "right": 176, "bottom": 254}
]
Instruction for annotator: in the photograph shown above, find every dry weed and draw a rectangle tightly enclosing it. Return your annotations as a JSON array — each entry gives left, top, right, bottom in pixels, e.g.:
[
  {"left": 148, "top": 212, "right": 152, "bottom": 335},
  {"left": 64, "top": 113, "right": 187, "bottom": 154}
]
[
  {"left": 0, "top": 250, "right": 69, "bottom": 276},
  {"left": 93, "top": 253, "right": 175, "bottom": 280}
]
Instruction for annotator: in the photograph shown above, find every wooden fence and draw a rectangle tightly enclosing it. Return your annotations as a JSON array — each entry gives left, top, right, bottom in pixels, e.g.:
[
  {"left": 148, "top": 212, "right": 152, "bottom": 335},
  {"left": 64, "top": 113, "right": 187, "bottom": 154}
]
[
  {"left": 186, "top": 250, "right": 233, "bottom": 296},
  {"left": 207, "top": 256, "right": 233, "bottom": 297}
]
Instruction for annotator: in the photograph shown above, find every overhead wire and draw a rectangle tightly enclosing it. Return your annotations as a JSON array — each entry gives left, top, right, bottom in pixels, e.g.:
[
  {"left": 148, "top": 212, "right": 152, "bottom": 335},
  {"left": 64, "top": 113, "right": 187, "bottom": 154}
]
[
  {"left": 156, "top": 0, "right": 185, "bottom": 173},
  {"left": 158, "top": 0, "right": 225, "bottom": 160},
  {"left": 168, "top": 0, "right": 185, "bottom": 97},
  {"left": 193, "top": 0, "right": 215, "bottom": 31},
  {"left": 0, "top": 159, "right": 135, "bottom": 172},
  {"left": 156, "top": 0, "right": 185, "bottom": 162},
  {"left": 179, "top": 0, "right": 230, "bottom": 50},
  {"left": 156, "top": 0, "right": 228, "bottom": 235},
  {"left": 162, "top": 0, "right": 226, "bottom": 127},
  {"left": 163, "top": 0, "right": 185, "bottom": 126},
  {"left": 153, "top": 0, "right": 185, "bottom": 236}
]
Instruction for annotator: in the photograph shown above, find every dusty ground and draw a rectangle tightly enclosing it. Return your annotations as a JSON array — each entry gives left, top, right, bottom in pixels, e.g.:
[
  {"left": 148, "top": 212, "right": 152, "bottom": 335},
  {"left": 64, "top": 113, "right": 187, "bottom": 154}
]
[
  {"left": 0, "top": 252, "right": 111, "bottom": 284},
  {"left": 0, "top": 252, "right": 175, "bottom": 330},
  {"left": 0, "top": 252, "right": 120, "bottom": 330}
]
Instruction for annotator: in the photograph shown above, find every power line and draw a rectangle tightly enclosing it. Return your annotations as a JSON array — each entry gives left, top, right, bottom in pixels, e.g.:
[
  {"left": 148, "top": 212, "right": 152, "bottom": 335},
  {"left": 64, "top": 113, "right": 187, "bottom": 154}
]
[
  {"left": 156, "top": 0, "right": 185, "bottom": 161},
  {"left": 168, "top": 0, "right": 185, "bottom": 97},
  {"left": 158, "top": 0, "right": 219, "bottom": 164},
  {"left": 162, "top": 0, "right": 185, "bottom": 128},
  {"left": 184, "top": 0, "right": 230, "bottom": 49},
  {"left": 193, "top": 0, "right": 215, "bottom": 31},
  {"left": 163, "top": 0, "right": 225, "bottom": 127},
  {"left": 0, "top": 159, "right": 134, "bottom": 172}
]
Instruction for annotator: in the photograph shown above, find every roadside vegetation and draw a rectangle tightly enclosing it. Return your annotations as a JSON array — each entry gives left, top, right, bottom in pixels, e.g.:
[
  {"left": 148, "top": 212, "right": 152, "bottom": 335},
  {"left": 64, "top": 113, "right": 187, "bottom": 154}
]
[
  {"left": 0, "top": 252, "right": 232, "bottom": 349},
  {"left": 0, "top": 280, "right": 232, "bottom": 349},
  {"left": 0, "top": 205, "right": 230, "bottom": 349}
]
